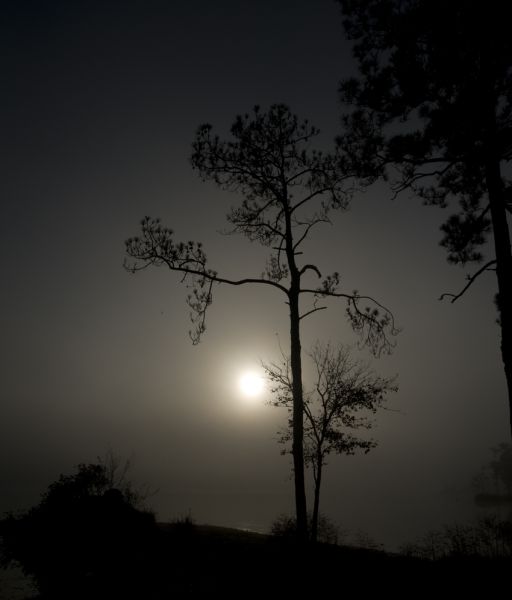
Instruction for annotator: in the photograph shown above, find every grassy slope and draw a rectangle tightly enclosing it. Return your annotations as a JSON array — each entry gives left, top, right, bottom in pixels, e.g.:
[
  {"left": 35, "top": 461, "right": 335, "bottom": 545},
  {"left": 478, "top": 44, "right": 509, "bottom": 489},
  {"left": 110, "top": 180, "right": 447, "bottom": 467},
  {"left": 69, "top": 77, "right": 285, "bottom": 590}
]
[
  {"left": 151, "top": 524, "right": 508, "bottom": 597},
  {"left": 7, "top": 522, "right": 510, "bottom": 598}
]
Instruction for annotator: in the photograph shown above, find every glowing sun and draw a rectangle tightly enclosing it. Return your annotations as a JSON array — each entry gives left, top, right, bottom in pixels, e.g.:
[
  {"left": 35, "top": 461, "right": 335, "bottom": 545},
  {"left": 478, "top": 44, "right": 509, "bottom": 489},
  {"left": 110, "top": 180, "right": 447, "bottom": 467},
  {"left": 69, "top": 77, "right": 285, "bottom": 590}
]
[{"left": 238, "top": 371, "right": 265, "bottom": 397}]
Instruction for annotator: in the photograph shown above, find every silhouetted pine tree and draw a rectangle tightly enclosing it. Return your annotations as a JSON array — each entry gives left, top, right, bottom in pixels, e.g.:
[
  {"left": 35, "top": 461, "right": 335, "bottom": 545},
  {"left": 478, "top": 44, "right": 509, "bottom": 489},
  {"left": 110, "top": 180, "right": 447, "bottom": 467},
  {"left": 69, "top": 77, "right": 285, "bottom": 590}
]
[{"left": 337, "top": 0, "right": 512, "bottom": 435}]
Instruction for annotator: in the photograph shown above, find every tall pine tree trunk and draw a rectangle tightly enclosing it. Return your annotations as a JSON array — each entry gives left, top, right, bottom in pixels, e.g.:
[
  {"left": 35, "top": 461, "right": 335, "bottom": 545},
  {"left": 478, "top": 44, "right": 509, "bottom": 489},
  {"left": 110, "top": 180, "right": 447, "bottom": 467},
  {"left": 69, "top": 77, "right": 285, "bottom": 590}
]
[
  {"left": 289, "top": 287, "right": 308, "bottom": 541},
  {"left": 486, "top": 150, "right": 512, "bottom": 437}
]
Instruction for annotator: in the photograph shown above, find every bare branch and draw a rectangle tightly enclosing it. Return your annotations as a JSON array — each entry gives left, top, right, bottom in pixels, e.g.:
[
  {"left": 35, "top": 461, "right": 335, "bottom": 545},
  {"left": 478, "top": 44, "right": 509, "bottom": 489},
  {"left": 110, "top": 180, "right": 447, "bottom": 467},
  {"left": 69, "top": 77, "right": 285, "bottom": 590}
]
[
  {"left": 439, "top": 259, "right": 497, "bottom": 303},
  {"left": 299, "top": 306, "right": 327, "bottom": 321},
  {"left": 299, "top": 264, "right": 322, "bottom": 278},
  {"left": 291, "top": 184, "right": 348, "bottom": 214},
  {"left": 293, "top": 217, "right": 331, "bottom": 251},
  {"left": 390, "top": 161, "right": 454, "bottom": 200}
]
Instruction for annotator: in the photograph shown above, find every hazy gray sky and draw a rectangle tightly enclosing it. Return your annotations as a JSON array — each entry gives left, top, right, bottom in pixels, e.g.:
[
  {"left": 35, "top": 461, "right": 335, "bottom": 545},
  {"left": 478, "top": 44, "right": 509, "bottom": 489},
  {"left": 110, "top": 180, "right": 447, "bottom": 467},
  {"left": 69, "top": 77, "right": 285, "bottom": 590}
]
[{"left": 1, "top": 0, "right": 508, "bottom": 549}]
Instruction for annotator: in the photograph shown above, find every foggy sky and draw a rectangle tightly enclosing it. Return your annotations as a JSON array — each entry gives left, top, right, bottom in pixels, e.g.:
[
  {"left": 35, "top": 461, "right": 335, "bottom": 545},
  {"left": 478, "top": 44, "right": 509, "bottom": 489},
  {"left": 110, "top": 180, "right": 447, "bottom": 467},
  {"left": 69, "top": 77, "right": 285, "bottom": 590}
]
[{"left": 1, "top": 0, "right": 508, "bottom": 549}]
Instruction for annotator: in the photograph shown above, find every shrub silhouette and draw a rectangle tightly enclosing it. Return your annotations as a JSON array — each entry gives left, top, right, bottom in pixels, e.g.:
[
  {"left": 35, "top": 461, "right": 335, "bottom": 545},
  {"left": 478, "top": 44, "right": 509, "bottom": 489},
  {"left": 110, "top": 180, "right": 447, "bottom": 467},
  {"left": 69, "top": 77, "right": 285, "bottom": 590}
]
[
  {"left": 401, "top": 515, "right": 512, "bottom": 560},
  {"left": 0, "top": 462, "right": 158, "bottom": 598},
  {"left": 270, "top": 512, "right": 339, "bottom": 544}
]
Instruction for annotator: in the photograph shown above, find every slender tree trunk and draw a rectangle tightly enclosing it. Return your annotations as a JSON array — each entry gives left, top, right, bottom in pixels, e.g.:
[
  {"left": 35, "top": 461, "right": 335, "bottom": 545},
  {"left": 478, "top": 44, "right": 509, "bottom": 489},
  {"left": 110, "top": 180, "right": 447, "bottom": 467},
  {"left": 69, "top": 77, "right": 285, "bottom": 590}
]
[
  {"left": 486, "top": 152, "right": 512, "bottom": 438},
  {"left": 282, "top": 184, "right": 308, "bottom": 542},
  {"left": 311, "top": 455, "right": 323, "bottom": 543},
  {"left": 289, "top": 286, "right": 308, "bottom": 541}
]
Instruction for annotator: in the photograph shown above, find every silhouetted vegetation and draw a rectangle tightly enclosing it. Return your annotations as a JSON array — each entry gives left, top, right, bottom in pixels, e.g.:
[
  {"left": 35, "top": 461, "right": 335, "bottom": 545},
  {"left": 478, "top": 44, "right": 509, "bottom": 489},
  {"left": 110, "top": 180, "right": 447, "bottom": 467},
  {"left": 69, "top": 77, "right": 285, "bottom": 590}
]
[
  {"left": 0, "top": 460, "right": 159, "bottom": 599},
  {"left": 337, "top": 0, "right": 512, "bottom": 436},
  {"left": 402, "top": 515, "right": 512, "bottom": 561},
  {"left": 270, "top": 512, "right": 340, "bottom": 544},
  {"left": 265, "top": 342, "right": 396, "bottom": 541},
  {"left": 125, "top": 104, "right": 397, "bottom": 539},
  {"left": 2, "top": 491, "right": 510, "bottom": 597}
]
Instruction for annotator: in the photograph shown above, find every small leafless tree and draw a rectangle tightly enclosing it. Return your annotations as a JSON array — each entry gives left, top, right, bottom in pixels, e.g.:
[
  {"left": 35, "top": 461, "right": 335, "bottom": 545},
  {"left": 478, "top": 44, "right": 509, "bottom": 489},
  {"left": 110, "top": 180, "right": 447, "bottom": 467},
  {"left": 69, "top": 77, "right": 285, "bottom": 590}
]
[{"left": 264, "top": 342, "right": 397, "bottom": 542}]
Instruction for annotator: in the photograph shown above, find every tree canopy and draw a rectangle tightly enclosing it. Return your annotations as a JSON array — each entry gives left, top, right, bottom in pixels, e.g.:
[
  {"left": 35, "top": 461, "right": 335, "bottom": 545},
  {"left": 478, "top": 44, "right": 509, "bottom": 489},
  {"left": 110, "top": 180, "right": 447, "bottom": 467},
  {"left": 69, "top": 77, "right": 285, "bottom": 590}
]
[{"left": 337, "top": 0, "right": 512, "bottom": 435}]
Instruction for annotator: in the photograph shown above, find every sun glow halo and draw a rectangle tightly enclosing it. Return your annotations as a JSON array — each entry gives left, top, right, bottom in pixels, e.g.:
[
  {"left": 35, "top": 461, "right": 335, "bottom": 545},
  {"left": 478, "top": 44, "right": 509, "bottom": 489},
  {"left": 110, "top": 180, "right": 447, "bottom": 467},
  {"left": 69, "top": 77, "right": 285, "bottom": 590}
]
[{"left": 239, "top": 371, "right": 265, "bottom": 397}]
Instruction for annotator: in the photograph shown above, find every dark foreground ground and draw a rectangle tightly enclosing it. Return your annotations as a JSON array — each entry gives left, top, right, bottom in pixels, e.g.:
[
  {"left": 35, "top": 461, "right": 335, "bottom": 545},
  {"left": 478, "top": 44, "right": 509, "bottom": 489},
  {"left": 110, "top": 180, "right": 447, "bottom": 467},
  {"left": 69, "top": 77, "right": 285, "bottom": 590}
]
[{"left": 5, "top": 523, "right": 510, "bottom": 599}]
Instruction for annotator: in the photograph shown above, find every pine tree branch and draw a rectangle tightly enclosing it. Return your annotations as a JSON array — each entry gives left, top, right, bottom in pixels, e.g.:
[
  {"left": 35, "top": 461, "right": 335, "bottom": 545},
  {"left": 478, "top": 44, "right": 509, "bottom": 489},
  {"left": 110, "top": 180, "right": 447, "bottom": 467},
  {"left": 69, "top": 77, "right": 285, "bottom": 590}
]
[
  {"left": 439, "top": 260, "right": 497, "bottom": 303},
  {"left": 299, "top": 306, "right": 327, "bottom": 321}
]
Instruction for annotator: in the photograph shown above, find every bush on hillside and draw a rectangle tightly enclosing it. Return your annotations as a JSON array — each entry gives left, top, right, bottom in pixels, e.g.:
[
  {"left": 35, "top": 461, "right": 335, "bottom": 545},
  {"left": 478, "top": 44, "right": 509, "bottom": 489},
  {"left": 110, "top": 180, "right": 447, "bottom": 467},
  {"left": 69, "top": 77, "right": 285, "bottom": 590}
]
[{"left": 0, "top": 460, "right": 158, "bottom": 598}]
